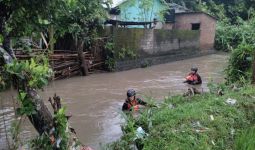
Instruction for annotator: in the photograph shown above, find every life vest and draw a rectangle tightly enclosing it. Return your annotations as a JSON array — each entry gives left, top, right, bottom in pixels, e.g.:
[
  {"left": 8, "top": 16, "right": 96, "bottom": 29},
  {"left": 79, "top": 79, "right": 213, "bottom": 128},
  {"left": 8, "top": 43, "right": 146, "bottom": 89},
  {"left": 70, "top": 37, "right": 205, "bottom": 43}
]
[
  {"left": 127, "top": 99, "right": 139, "bottom": 111},
  {"left": 185, "top": 74, "right": 198, "bottom": 81}
]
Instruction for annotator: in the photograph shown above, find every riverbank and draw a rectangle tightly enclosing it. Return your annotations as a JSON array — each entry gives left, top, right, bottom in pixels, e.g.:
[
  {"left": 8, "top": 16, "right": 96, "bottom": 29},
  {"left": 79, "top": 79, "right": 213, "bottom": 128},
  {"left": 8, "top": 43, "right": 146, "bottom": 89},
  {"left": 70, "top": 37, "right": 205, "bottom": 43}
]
[{"left": 107, "top": 83, "right": 255, "bottom": 149}]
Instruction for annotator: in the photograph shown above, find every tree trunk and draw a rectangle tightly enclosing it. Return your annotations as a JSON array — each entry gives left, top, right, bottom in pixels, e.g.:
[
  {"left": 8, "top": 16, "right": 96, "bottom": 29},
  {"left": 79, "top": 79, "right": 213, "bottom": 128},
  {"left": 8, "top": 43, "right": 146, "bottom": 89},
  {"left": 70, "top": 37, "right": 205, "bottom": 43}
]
[
  {"left": 26, "top": 88, "right": 53, "bottom": 135},
  {"left": 2, "top": 48, "right": 53, "bottom": 135},
  {"left": 49, "top": 25, "right": 54, "bottom": 53},
  {"left": 0, "top": 16, "right": 14, "bottom": 58},
  {"left": 2, "top": 33, "right": 15, "bottom": 58},
  {"left": 76, "top": 38, "right": 89, "bottom": 76},
  {"left": 0, "top": 17, "right": 3, "bottom": 35}
]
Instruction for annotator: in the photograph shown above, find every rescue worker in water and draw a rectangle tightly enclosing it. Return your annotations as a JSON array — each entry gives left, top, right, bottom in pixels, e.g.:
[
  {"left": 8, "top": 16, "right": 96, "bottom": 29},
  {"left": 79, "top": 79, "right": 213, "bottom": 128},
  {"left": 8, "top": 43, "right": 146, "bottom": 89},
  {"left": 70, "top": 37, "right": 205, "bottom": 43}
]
[
  {"left": 183, "top": 67, "right": 202, "bottom": 85},
  {"left": 122, "top": 89, "right": 147, "bottom": 111}
]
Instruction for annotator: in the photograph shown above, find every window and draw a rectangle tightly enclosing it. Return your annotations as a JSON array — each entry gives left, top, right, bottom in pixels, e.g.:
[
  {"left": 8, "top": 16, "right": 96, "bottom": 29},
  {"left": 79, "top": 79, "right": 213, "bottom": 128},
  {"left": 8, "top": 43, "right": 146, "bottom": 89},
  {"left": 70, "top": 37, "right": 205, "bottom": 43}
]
[{"left": 191, "top": 23, "right": 200, "bottom": 30}]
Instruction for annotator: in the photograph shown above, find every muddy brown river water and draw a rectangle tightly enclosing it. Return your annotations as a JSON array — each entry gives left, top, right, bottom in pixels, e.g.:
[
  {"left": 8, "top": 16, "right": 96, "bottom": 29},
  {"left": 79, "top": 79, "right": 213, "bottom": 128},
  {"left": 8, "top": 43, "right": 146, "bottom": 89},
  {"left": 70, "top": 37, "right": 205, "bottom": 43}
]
[{"left": 0, "top": 53, "right": 228, "bottom": 149}]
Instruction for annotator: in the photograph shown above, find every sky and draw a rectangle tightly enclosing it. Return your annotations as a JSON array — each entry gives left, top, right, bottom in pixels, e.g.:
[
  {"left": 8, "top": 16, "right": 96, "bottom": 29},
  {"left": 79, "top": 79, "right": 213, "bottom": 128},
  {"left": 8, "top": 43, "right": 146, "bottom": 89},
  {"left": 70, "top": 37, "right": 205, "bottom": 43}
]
[{"left": 111, "top": 0, "right": 124, "bottom": 7}]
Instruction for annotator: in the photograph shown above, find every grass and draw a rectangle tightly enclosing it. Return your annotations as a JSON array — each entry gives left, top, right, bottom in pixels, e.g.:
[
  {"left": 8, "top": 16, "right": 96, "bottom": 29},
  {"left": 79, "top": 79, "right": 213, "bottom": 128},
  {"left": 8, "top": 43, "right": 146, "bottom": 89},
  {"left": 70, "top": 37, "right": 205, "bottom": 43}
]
[
  {"left": 105, "top": 84, "right": 255, "bottom": 150},
  {"left": 235, "top": 126, "right": 255, "bottom": 150}
]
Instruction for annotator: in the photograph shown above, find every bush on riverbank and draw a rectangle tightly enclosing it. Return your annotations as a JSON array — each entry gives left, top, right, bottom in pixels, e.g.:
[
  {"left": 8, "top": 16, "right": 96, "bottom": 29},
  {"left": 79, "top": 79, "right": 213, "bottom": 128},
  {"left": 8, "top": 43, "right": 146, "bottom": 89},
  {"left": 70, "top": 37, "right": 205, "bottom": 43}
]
[
  {"left": 215, "top": 17, "right": 255, "bottom": 84},
  {"left": 215, "top": 16, "right": 255, "bottom": 52},
  {"left": 225, "top": 43, "right": 254, "bottom": 84},
  {"left": 106, "top": 84, "right": 255, "bottom": 150}
]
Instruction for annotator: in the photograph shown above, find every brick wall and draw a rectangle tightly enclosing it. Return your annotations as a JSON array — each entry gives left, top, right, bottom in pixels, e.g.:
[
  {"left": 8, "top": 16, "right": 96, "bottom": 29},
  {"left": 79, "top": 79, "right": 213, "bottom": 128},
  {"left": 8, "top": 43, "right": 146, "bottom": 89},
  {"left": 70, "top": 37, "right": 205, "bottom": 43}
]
[{"left": 162, "top": 23, "right": 174, "bottom": 30}]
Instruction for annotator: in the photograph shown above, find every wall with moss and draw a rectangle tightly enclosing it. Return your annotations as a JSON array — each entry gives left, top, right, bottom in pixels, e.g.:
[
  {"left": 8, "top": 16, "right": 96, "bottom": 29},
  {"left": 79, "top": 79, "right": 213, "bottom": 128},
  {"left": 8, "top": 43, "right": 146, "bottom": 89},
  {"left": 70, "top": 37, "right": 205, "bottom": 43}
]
[
  {"left": 112, "top": 28, "right": 144, "bottom": 60},
  {"left": 111, "top": 27, "right": 200, "bottom": 59}
]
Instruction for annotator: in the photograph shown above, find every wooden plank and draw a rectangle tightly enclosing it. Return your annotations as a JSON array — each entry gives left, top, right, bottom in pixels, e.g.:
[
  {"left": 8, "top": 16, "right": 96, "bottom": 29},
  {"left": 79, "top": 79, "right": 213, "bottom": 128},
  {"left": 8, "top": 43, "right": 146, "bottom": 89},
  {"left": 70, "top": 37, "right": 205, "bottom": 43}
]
[
  {"left": 53, "top": 62, "right": 79, "bottom": 71},
  {"left": 40, "top": 32, "right": 49, "bottom": 49},
  {"left": 90, "top": 62, "right": 104, "bottom": 67}
]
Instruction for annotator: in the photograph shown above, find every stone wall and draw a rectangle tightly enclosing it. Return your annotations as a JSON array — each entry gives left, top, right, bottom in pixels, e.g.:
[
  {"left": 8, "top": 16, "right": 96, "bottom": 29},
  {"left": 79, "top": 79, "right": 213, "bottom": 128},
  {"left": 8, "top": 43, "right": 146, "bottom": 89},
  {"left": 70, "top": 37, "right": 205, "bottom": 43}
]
[{"left": 115, "top": 50, "right": 215, "bottom": 71}]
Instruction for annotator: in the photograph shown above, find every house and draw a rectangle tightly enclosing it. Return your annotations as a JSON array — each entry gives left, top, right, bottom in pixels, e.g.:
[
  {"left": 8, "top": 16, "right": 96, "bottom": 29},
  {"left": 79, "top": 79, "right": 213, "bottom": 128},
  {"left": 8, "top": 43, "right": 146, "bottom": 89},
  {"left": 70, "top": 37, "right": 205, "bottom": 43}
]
[
  {"left": 108, "top": 0, "right": 171, "bottom": 28},
  {"left": 110, "top": 0, "right": 169, "bottom": 22},
  {"left": 108, "top": 0, "right": 191, "bottom": 28},
  {"left": 173, "top": 12, "right": 217, "bottom": 50},
  {"left": 107, "top": 0, "right": 217, "bottom": 50}
]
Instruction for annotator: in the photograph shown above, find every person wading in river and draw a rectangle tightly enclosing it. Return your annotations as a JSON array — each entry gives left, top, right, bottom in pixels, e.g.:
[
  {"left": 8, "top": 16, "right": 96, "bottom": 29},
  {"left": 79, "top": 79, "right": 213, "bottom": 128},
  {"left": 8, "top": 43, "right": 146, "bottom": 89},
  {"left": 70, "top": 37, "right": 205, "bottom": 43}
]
[
  {"left": 122, "top": 89, "right": 147, "bottom": 111},
  {"left": 183, "top": 67, "right": 202, "bottom": 85},
  {"left": 183, "top": 67, "right": 202, "bottom": 96}
]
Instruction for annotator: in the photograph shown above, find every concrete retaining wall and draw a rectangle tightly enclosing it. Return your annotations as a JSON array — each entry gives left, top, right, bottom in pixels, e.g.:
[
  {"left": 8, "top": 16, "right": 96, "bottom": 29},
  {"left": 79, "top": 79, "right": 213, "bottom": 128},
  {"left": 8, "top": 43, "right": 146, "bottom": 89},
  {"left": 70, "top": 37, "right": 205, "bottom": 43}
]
[
  {"left": 105, "top": 27, "right": 215, "bottom": 71},
  {"left": 113, "top": 28, "right": 200, "bottom": 57}
]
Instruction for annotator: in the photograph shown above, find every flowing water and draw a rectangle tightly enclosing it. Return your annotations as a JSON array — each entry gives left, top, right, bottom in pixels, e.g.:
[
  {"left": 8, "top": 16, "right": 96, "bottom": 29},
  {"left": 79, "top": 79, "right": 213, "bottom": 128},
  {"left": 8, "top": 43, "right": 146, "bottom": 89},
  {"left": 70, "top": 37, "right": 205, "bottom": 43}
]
[{"left": 0, "top": 53, "right": 228, "bottom": 149}]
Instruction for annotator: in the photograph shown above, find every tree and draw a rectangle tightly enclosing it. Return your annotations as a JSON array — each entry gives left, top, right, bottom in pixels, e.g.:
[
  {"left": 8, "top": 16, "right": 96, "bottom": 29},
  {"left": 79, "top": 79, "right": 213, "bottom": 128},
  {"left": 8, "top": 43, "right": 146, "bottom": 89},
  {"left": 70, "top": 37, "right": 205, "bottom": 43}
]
[
  {"left": 166, "top": 0, "right": 198, "bottom": 10},
  {"left": 52, "top": 0, "right": 109, "bottom": 75},
  {"left": 0, "top": 0, "right": 56, "bottom": 57},
  {"left": 0, "top": 1, "right": 60, "bottom": 140},
  {"left": 166, "top": 0, "right": 255, "bottom": 23},
  {"left": 0, "top": 0, "right": 110, "bottom": 75}
]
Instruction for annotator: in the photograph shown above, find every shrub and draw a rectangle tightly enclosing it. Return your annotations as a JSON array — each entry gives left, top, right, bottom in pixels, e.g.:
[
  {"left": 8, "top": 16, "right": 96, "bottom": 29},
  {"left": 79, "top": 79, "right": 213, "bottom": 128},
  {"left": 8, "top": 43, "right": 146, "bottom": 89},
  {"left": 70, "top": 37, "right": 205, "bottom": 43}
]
[{"left": 225, "top": 43, "right": 255, "bottom": 84}]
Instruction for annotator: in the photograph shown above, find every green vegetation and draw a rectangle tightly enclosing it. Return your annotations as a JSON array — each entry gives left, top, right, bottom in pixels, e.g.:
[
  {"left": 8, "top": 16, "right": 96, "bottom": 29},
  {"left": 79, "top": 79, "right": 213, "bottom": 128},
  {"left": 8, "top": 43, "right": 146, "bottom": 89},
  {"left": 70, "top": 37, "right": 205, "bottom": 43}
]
[
  {"left": 104, "top": 41, "right": 117, "bottom": 71},
  {"left": 217, "top": 16, "right": 255, "bottom": 84},
  {"left": 0, "top": 34, "right": 3, "bottom": 43},
  {"left": 235, "top": 126, "right": 255, "bottom": 150},
  {"left": 30, "top": 107, "right": 70, "bottom": 149},
  {"left": 107, "top": 83, "right": 255, "bottom": 150},
  {"left": 225, "top": 44, "right": 254, "bottom": 84},
  {"left": 1, "top": 56, "right": 78, "bottom": 149},
  {"left": 215, "top": 17, "right": 255, "bottom": 52},
  {"left": 105, "top": 41, "right": 137, "bottom": 71},
  {"left": 5, "top": 58, "right": 52, "bottom": 89},
  {"left": 0, "top": 0, "right": 110, "bottom": 56},
  {"left": 167, "top": 0, "right": 255, "bottom": 23}
]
